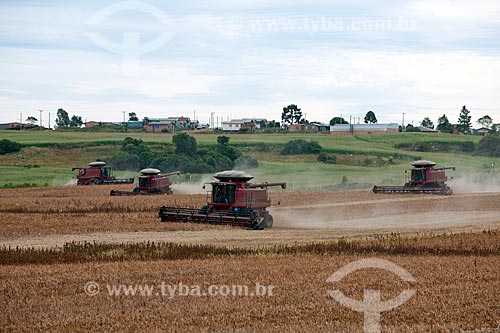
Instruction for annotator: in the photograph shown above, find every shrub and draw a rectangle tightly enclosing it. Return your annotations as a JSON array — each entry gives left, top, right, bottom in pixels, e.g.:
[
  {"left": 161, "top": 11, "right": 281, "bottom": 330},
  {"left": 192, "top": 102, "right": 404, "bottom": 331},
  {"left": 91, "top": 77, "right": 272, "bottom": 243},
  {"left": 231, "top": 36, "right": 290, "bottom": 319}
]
[
  {"left": 476, "top": 134, "right": 500, "bottom": 157},
  {"left": 0, "top": 139, "right": 21, "bottom": 155},
  {"left": 405, "top": 125, "right": 421, "bottom": 132},
  {"left": 281, "top": 139, "right": 322, "bottom": 155},
  {"left": 317, "top": 153, "right": 337, "bottom": 164}
]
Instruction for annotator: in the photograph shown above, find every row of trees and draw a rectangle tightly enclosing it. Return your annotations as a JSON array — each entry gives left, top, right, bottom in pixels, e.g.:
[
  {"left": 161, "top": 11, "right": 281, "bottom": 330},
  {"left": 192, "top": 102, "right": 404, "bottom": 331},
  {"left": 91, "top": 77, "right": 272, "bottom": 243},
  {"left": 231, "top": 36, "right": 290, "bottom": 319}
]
[
  {"left": 284, "top": 102, "right": 499, "bottom": 135},
  {"left": 281, "top": 104, "right": 380, "bottom": 127},
  {"left": 23, "top": 108, "right": 83, "bottom": 129},
  {"left": 421, "top": 106, "right": 498, "bottom": 134},
  {"left": 55, "top": 108, "right": 83, "bottom": 128}
]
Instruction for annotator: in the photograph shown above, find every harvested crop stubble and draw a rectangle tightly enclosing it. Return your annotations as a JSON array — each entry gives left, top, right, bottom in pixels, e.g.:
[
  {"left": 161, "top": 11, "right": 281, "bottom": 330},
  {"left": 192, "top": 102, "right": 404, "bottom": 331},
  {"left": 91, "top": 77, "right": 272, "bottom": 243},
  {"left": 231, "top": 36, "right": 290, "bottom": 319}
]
[
  {"left": 1, "top": 255, "right": 499, "bottom": 332},
  {"left": 1, "top": 231, "right": 500, "bottom": 265},
  {"left": 1, "top": 186, "right": 499, "bottom": 240}
]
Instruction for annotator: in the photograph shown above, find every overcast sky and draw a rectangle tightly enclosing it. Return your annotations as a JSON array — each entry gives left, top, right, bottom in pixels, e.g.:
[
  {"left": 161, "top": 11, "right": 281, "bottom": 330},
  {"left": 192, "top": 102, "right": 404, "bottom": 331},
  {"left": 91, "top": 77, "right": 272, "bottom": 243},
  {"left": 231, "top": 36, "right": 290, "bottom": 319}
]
[{"left": 1, "top": 0, "right": 499, "bottom": 127}]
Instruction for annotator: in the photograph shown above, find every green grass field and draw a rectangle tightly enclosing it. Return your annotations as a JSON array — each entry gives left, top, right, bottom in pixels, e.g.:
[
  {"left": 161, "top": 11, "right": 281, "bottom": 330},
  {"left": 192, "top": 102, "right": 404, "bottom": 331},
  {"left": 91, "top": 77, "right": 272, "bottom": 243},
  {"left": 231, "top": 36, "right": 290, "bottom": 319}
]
[{"left": 0, "top": 130, "right": 498, "bottom": 188}]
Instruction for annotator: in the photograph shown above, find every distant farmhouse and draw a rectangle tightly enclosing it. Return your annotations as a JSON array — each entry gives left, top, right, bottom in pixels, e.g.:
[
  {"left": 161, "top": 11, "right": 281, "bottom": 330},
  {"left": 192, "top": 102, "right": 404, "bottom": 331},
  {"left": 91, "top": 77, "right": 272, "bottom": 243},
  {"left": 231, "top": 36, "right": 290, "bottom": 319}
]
[
  {"left": 84, "top": 116, "right": 196, "bottom": 133},
  {"left": 330, "top": 123, "right": 400, "bottom": 135},
  {"left": 222, "top": 119, "right": 264, "bottom": 132},
  {"left": 0, "top": 122, "right": 23, "bottom": 130},
  {"left": 144, "top": 119, "right": 175, "bottom": 133},
  {"left": 473, "top": 127, "right": 491, "bottom": 136},
  {"left": 0, "top": 122, "right": 36, "bottom": 130},
  {"left": 84, "top": 121, "right": 123, "bottom": 128},
  {"left": 289, "top": 123, "right": 330, "bottom": 133}
]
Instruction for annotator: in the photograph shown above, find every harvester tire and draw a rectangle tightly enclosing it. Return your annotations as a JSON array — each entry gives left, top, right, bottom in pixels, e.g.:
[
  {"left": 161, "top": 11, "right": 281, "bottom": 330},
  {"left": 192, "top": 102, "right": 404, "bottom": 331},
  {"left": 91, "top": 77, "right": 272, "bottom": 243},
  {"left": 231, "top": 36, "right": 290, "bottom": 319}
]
[
  {"left": 260, "top": 213, "right": 273, "bottom": 228},
  {"left": 166, "top": 189, "right": 173, "bottom": 195}
]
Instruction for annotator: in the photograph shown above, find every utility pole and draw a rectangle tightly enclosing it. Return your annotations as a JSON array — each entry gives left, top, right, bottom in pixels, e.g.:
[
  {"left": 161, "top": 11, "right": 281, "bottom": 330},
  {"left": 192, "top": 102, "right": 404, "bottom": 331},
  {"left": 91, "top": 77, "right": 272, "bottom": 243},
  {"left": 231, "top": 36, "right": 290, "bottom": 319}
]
[
  {"left": 402, "top": 112, "right": 406, "bottom": 128},
  {"left": 122, "top": 111, "right": 126, "bottom": 131},
  {"left": 48, "top": 112, "right": 51, "bottom": 129},
  {"left": 38, "top": 110, "right": 43, "bottom": 128},
  {"left": 20, "top": 112, "right": 23, "bottom": 130}
]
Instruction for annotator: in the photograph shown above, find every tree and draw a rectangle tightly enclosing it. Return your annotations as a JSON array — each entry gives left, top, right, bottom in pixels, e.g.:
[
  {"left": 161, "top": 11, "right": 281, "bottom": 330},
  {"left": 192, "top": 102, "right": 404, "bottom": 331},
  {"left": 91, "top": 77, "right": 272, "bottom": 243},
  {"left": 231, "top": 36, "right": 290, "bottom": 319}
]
[
  {"left": 477, "top": 115, "right": 493, "bottom": 129},
  {"left": 55, "top": 108, "right": 70, "bottom": 127},
  {"left": 215, "top": 135, "right": 241, "bottom": 161},
  {"left": 281, "top": 104, "right": 303, "bottom": 127},
  {"left": 70, "top": 115, "right": 83, "bottom": 128},
  {"left": 364, "top": 111, "right": 377, "bottom": 124},
  {"left": 172, "top": 132, "right": 197, "bottom": 155},
  {"left": 330, "top": 117, "right": 348, "bottom": 125},
  {"left": 143, "top": 117, "right": 150, "bottom": 125},
  {"left": 129, "top": 112, "right": 139, "bottom": 121},
  {"left": 436, "top": 114, "right": 454, "bottom": 133},
  {"left": 25, "top": 116, "right": 37, "bottom": 125},
  {"left": 217, "top": 135, "right": 230, "bottom": 145},
  {"left": 491, "top": 124, "right": 499, "bottom": 133},
  {"left": 457, "top": 105, "right": 472, "bottom": 133},
  {"left": 421, "top": 117, "right": 434, "bottom": 129}
]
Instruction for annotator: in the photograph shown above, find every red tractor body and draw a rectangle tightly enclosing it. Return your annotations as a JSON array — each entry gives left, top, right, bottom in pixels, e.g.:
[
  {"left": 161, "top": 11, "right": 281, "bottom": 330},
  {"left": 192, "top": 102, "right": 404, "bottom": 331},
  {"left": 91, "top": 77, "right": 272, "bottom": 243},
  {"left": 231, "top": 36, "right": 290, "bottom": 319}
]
[
  {"left": 158, "top": 171, "right": 286, "bottom": 229},
  {"left": 110, "top": 169, "right": 180, "bottom": 196},
  {"left": 373, "top": 160, "right": 456, "bottom": 195},
  {"left": 209, "top": 182, "right": 272, "bottom": 210},
  {"left": 73, "top": 162, "right": 134, "bottom": 185}
]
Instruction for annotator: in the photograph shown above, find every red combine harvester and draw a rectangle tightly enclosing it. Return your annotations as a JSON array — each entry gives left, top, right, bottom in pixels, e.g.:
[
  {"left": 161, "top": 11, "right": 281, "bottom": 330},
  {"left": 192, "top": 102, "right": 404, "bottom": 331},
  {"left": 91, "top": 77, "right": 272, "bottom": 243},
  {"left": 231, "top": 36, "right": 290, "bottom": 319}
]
[
  {"left": 158, "top": 170, "right": 286, "bottom": 230},
  {"left": 110, "top": 169, "right": 180, "bottom": 196},
  {"left": 73, "top": 162, "right": 134, "bottom": 185},
  {"left": 373, "top": 160, "right": 456, "bottom": 195}
]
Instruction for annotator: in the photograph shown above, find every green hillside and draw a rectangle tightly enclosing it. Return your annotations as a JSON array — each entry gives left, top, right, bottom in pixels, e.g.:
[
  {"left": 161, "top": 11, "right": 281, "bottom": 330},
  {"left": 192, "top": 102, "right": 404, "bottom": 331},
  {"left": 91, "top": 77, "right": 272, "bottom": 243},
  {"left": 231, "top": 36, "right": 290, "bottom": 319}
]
[{"left": 0, "top": 131, "right": 497, "bottom": 189}]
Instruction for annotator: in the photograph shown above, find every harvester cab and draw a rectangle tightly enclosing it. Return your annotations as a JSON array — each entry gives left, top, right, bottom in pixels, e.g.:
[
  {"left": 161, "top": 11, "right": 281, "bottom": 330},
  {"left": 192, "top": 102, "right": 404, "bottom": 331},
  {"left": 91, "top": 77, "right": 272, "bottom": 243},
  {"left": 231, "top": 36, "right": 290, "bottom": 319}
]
[
  {"left": 158, "top": 170, "right": 286, "bottom": 230},
  {"left": 73, "top": 161, "right": 134, "bottom": 186},
  {"left": 110, "top": 169, "right": 180, "bottom": 196},
  {"left": 373, "top": 160, "right": 456, "bottom": 195}
]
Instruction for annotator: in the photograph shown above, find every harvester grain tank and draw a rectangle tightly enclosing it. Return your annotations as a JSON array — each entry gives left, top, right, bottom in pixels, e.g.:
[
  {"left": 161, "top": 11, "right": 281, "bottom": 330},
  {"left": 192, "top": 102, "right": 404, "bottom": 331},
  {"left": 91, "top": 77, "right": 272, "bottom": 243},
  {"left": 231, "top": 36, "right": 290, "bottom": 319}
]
[
  {"left": 73, "top": 162, "right": 134, "bottom": 185},
  {"left": 110, "top": 169, "right": 180, "bottom": 196},
  {"left": 158, "top": 170, "right": 286, "bottom": 229},
  {"left": 373, "top": 160, "right": 456, "bottom": 195}
]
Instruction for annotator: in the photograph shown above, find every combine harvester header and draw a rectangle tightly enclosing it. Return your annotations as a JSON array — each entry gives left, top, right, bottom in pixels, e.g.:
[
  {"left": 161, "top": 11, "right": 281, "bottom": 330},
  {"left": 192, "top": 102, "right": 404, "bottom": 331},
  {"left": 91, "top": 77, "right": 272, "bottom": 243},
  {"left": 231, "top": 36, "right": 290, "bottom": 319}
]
[
  {"left": 110, "top": 169, "right": 180, "bottom": 196},
  {"left": 158, "top": 170, "right": 286, "bottom": 230},
  {"left": 373, "top": 160, "right": 456, "bottom": 195}
]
